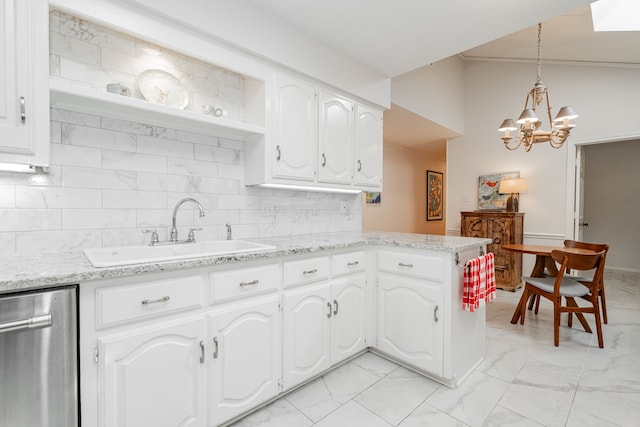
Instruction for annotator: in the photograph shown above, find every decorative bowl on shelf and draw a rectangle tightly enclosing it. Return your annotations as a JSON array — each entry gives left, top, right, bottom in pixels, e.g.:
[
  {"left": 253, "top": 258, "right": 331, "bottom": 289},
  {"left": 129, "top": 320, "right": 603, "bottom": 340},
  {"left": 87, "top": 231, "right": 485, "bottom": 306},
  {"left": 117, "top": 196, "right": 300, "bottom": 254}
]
[{"left": 137, "top": 69, "right": 189, "bottom": 109}]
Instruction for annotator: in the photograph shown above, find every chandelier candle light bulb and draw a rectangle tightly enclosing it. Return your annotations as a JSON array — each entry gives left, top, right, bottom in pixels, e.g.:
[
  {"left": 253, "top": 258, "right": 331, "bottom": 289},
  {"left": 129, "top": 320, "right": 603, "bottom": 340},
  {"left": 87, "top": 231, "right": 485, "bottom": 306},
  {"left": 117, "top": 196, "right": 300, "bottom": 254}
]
[{"left": 499, "top": 23, "right": 578, "bottom": 151}]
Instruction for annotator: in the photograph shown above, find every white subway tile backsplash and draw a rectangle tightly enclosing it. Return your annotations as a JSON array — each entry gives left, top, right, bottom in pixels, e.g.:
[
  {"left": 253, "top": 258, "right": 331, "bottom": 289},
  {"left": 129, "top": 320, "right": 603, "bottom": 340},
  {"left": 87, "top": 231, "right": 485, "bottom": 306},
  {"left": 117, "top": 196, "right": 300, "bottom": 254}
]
[
  {"left": 62, "top": 123, "right": 136, "bottom": 151},
  {"left": 168, "top": 158, "right": 218, "bottom": 177},
  {"left": 57, "top": 12, "right": 135, "bottom": 55},
  {"left": 62, "top": 166, "right": 137, "bottom": 190},
  {"left": 62, "top": 209, "right": 137, "bottom": 229},
  {"left": 0, "top": 186, "right": 15, "bottom": 208},
  {"left": 137, "top": 135, "right": 194, "bottom": 159},
  {"left": 0, "top": 233, "right": 15, "bottom": 256},
  {"left": 15, "top": 186, "right": 102, "bottom": 209},
  {"left": 51, "top": 143, "right": 102, "bottom": 168},
  {"left": 102, "top": 150, "right": 167, "bottom": 174},
  {"left": 17, "top": 229, "right": 102, "bottom": 254},
  {"left": 0, "top": 11, "right": 362, "bottom": 255},
  {"left": 0, "top": 209, "right": 61, "bottom": 232},
  {"left": 49, "top": 32, "right": 101, "bottom": 65},
  {"left": 103, "top": 189, "right": 167, "bottom": 209}
]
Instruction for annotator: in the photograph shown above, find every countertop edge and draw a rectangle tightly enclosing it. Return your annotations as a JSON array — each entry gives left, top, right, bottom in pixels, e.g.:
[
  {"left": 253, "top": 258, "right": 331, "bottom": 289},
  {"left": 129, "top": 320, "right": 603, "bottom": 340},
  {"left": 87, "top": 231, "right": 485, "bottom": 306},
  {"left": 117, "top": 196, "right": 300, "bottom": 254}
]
[{"left": 0, "top": 232, "right": 492, "bottom": 293}]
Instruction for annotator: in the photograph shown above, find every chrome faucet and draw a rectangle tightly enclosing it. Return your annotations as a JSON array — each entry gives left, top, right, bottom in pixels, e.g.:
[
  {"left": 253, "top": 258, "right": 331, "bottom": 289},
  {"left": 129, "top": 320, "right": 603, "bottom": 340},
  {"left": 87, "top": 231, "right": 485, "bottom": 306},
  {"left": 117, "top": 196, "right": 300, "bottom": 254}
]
[{"left": 170, "top": 198, "right": 205, "bottom": 242}]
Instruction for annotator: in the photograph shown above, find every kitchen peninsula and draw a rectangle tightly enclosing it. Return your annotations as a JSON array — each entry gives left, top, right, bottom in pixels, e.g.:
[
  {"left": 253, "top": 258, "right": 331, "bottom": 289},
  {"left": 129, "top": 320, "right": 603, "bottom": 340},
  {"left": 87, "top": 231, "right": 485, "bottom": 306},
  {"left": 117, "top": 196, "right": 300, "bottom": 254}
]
[{"left": 0, "top": 231, "right": 490, "bottom": 426}]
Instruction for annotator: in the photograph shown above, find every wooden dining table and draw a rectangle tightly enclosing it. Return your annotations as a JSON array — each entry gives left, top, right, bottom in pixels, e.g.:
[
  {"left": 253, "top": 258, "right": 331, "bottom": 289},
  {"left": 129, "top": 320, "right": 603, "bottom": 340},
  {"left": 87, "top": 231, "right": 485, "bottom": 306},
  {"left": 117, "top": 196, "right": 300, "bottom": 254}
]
[{"left": 502, "top": 243, "right": 596, "bottom": 325}]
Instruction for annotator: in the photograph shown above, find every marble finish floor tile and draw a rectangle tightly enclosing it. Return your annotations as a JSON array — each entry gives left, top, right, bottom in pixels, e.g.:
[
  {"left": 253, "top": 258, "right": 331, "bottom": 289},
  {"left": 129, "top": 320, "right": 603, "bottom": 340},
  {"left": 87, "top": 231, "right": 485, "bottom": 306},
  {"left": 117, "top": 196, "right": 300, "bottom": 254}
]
[{"left": 231, "top": 272, "right": 640, "bottom": 427}]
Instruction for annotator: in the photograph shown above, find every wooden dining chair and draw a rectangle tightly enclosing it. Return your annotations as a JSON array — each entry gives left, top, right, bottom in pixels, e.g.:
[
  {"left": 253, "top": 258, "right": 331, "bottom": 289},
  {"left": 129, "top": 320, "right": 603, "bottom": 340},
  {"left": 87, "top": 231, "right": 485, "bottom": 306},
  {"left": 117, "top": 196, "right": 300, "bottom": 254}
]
[
  {"left": 563, "top": 240, "right": 610, "bottom": 324},
  {"left": 518, "top": 249, "right": 606, "bottom": 348}
]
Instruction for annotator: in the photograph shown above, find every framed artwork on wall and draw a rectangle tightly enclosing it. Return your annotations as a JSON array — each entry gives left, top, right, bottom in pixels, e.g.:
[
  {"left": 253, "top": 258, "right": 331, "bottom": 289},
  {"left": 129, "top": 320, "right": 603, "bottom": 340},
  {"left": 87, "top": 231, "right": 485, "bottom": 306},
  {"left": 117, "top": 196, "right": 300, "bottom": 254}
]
[
  {"left": 478, "top": 171, "right": 519, "bottom": 210},
  {"left": 365, "top": 191, "right": 381, "bottom": 204},
  {"left": 426, "top": 170, "right": 443, "bottom": 221}
]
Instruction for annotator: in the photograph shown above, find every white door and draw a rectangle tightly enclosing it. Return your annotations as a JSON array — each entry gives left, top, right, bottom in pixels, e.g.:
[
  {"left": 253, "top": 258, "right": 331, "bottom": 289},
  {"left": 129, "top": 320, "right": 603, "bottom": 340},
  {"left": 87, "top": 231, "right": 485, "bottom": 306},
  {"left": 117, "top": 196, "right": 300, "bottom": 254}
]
[
  {"left": 272, "top": 74, "right": 317, "bottom": 181},
  {"left": 318, "top": 92, "right": 353, "bottom": 185},
  {"left": 99, "top": 316, "right": 207, "bottom": 427},
  {"left": 331, "top": 274, "right": 367, "bottom": 365},
  {"left": 377, "top": 274, "right": 443, "bottom": 375},
  {"left": 283, "top": 282, "right": 331, "bottom": 389},
  {"left": 209, "top": 296, "right": 282, "bottom": 426},
  {"left": 353, "top": 104, "right": 383, "bottom": 189},
  {"left": 0, "top": 0, "right": 49, "bottom": 166}
]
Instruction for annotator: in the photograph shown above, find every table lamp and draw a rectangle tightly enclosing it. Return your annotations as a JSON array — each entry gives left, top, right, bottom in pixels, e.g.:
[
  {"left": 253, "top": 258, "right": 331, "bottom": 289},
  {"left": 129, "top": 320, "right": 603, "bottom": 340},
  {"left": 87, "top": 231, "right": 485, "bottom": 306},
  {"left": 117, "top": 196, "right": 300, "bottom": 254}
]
[{"left": 498, "top": 178, "right": 527, "bottom": 212}]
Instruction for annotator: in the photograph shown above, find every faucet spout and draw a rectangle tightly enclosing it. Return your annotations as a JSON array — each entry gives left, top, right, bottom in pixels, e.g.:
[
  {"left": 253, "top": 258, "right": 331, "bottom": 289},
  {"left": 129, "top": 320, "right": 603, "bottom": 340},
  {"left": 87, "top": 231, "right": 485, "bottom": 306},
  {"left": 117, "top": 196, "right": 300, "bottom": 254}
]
[{"left": 171, "top": 198, "right": 205, "bottom": 242}]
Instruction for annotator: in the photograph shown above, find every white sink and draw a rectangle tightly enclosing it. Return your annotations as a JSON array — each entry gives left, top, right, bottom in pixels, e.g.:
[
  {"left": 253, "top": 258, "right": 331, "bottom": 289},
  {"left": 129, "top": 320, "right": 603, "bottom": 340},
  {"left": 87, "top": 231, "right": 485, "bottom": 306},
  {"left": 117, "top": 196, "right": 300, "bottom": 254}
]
[{"left": 83, "top": 240, "right": 276, "bottom": 267}]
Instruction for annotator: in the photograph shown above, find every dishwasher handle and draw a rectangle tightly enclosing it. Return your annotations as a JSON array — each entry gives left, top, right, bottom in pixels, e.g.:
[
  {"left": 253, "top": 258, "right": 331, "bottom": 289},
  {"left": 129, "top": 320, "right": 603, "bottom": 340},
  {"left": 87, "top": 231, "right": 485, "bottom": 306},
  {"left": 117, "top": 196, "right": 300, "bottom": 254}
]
[{"left": 0, "top": 313, "right": 52, "bottom": 334}]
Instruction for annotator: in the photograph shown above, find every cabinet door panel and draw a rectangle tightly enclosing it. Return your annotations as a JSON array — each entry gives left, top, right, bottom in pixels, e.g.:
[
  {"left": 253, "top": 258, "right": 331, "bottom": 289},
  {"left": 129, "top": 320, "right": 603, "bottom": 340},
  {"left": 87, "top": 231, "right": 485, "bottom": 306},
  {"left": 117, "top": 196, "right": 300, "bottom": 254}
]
[
  {"left": 318, "top": 92, "right": 353, "bottom": 184},
  {"left": 377, "top": 275, "right": 443, "bottom": 375},
  {"left": 99, "top": 316, "right": 206, "bottom": 427},
  {"left": 331, "top": 274, "right": 367, "bottom": 365},
  {"left": 273, "top": 76, "right": 317, "bottom": 180},
  {"left": 353, "top": 104, "right": 382, "bottom": 188},
  {"left": 283, "top": 282, "right": 331, "bottom": 389},
  {"left": 209, "top": 297, "right": 281, "bottom": 425},
  {"left": 0, "top": 0, "right": 49, "bottom": 165}
]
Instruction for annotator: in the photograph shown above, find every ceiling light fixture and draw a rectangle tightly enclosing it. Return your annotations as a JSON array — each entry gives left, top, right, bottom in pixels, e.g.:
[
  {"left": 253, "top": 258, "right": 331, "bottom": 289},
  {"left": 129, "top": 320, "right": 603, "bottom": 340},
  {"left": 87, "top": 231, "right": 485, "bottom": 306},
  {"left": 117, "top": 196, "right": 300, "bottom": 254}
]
[{"left": 498, "top": 23, "right": 578, "bottom": 152}]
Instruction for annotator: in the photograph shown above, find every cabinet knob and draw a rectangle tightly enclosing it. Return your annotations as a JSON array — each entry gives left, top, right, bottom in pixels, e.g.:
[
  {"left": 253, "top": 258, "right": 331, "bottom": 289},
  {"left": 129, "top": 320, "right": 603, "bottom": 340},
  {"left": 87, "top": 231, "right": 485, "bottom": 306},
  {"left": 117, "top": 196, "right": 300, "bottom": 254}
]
[{"left": 493, "top": 237, "right": 502, "bottom": 244}]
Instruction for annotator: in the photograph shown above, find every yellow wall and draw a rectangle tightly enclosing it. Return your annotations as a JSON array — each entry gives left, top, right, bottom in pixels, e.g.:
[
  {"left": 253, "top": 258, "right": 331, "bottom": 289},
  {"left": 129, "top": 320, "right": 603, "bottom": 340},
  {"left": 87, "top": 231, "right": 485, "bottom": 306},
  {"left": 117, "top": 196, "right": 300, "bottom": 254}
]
[{"left": 362, "top": 143, "right": 446, "bottom": 234}]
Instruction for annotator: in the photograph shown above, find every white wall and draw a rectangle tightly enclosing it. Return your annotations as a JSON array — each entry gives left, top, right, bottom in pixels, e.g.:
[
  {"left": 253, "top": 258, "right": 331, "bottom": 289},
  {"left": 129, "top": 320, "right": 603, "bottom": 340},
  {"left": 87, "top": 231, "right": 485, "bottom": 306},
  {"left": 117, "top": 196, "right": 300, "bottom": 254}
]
[
  {"left": 391, "top": 56, "right": 465, "bottom": 135},
  {"left": 447, "top": 59, "right": 640, "bottom": 271},
  {"left": 583, "top": 139, "right": 640, "bottom": 271}
]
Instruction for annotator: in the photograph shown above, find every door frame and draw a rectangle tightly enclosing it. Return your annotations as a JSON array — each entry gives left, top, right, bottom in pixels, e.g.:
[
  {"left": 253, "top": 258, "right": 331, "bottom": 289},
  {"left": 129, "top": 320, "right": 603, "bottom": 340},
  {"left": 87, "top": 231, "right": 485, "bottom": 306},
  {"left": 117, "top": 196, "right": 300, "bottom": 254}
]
[{"left": 565, "top": 134, "right": 640, "bottom": 241}]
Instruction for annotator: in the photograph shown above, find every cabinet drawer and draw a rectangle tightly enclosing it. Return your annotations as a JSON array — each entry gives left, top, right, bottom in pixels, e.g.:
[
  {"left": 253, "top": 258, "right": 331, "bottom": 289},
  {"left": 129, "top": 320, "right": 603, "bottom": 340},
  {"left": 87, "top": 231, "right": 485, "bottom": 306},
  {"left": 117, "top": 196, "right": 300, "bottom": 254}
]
[
  {"left": 96, "top": 275, "right": 204, "bottom": 329},
  {"left": 332, "top": 251, "right": 366, "bottom": 276},
  {"left": 210, "top": 264, "right": 280, "bottom": 303},
  {"left": 377, "top": 250, "right": 445, "bottom": 282},
  {"left": 283, "top": 256, "right": 330, "bottom": 288}
]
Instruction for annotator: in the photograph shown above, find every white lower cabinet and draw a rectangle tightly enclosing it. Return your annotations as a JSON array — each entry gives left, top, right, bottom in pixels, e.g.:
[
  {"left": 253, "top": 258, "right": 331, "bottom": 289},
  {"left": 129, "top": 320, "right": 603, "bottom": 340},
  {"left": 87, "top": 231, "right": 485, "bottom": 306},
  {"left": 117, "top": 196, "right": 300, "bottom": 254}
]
[
  {"left": 377, "top": 273, "right": 444, "bottom": 375},
  {"left": 283, "top": 281, "right": 332, "bottom": 389},
  {"left": 330, "top": 273, "right": 367, "bottom": 365},
  {"left": 208, "top": 296, "right": 281, "bottom": 426},
  {"left": 98, "top": 316, "right": 207, "bottom": 427}
]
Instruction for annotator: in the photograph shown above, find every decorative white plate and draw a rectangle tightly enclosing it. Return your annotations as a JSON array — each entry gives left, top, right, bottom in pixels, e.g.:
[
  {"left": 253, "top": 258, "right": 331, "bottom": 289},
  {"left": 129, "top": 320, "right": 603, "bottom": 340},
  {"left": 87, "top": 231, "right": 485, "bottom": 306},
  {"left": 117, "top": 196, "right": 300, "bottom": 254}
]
[{"left": 137, "top": 69, "right": 189, "bottom": 109}]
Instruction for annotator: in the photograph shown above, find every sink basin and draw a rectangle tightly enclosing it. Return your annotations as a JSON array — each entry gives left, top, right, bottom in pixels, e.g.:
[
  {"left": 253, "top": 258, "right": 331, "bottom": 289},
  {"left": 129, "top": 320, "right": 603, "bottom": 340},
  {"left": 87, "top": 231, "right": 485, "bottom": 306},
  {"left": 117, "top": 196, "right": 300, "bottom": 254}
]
[{"left": 83, "top": 240, "right": 276, "bottom": 267}]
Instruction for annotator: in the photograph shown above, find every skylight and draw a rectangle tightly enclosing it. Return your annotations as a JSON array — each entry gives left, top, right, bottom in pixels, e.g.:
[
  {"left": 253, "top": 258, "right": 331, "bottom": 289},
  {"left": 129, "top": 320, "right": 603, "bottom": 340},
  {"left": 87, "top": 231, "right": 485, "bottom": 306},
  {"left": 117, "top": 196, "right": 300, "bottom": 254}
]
[{"left": 591, "top": 0, "right": 640, "bottom": 31}]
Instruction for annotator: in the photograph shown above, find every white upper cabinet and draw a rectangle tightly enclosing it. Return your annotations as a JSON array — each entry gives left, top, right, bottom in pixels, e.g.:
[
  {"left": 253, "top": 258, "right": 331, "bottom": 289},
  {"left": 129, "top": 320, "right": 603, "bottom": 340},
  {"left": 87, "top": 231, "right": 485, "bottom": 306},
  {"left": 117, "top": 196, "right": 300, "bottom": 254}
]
[
  {"left": 272, "top": 74, "right": 318, "bottom": 181},
  {"left": 318, "top": 92, "right": 353, "bottom": 185},
  {"left": 354, "top": 104, "right": 383, "bottom": 188},
  {"left": 0, "top": 0, "right": 49, "bottom": 167}
]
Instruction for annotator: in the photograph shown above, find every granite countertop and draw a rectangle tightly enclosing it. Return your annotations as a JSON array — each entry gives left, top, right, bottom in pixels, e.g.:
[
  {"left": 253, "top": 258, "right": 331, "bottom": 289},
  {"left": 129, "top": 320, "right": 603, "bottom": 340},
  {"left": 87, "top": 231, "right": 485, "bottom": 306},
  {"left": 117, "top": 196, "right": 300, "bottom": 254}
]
[{"left": 0, "top": 231, "right": 490, "bottom": 294}]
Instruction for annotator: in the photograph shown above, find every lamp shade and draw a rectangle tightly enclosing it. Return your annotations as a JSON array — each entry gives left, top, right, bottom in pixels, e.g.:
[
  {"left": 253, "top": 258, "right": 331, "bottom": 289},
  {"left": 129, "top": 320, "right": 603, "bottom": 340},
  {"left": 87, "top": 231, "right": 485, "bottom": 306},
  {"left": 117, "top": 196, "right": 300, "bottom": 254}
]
[
  {"left": 498, "top": 178, "right": 528, "bottom": 194},
  {"left": 498, "top": 119, "right": 517, "bottom": 131},
  {"left": 516, "top": 109, "right": 539, "bottom": 124},
  {"left": 553, "top": 106, "right": 579, "bottom": 122}
]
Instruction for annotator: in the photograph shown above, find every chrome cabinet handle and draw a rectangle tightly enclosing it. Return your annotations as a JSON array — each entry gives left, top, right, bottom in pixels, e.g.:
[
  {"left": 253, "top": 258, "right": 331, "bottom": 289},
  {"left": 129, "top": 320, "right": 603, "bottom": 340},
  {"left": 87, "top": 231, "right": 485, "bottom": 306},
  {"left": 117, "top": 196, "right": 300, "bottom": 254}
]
[
  {"left": 398, "top": 263, "right": 413, "bottom": 268},
  {"left": 327, "top": 302, "right": 332, "bottom": 318},
  {"left": 347, "top": 261, "right": 359, "bottom": 267},
  {"left": 239, "top": 279, "right": 259, "bottom": 287},
  {"left": 321, "top": 153, "right": 327, "bottom": 167},
  {"left": 0, "top": 313, "right": 51, "bottom": 333},
  {"left": 20, "top": 96, "right": 26, "bottom": 123},
  {"left": 302, "top": 269, "right": 318, "bottom": 275},
  {"left": 333, "top": 300, "right": 339, "bottom": 316},
  {"left": 199, "top": 341, "right": 205, "bottom": 364},
  {"left": 357, "top": 160, "right": 362, "bottom": 172},
  {"left": 276, "top": 145, "right": 281, "bottom": 161},
  {"left": 213, "top": 337, "right": 219, "bottom": 359},
  {"left": 141, "top": 296, "right": 170, "bottom": 305},
  {"left": 434, "top": 306, "right": 439, "bottom": 322}
]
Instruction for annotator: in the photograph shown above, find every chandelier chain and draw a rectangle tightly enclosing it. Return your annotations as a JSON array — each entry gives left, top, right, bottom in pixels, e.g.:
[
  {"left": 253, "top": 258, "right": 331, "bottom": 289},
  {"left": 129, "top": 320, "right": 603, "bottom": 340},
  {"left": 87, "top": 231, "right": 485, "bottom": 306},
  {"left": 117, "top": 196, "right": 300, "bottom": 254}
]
[{"left": 536, "top": 23, "right": 542, "bottom": 83}]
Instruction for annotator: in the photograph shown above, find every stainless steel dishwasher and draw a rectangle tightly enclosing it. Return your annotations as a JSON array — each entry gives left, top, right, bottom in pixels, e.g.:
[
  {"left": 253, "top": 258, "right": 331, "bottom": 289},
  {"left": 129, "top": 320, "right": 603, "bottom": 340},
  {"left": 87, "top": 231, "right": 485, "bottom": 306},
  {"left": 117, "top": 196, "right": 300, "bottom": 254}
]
[{"left": 0, "top": 286, "right": 78, "bottom": 427}]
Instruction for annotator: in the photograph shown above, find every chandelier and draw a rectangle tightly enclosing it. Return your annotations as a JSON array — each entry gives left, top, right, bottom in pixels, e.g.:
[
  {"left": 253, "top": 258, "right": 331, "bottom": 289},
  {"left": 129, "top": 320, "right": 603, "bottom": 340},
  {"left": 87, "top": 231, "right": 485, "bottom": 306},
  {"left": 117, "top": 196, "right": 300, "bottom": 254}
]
[{"left": 498, "top": 23, "right": 578, "bottom": 151}]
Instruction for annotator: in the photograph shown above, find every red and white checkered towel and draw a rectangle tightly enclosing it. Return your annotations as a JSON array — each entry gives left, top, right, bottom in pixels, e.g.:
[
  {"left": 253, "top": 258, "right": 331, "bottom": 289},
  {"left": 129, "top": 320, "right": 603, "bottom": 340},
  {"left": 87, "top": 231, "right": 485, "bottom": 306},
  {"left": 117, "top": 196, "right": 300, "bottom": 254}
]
[{"left": 462, "top": 252, "right": 496, "bottom": 312}]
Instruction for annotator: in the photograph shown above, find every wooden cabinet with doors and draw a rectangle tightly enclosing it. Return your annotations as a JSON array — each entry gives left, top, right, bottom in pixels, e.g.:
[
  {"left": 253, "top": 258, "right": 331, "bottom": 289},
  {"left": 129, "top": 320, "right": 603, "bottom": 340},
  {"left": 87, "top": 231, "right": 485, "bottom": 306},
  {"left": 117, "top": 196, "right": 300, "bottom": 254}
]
[{"left": 461, "top": 211, "right": 524, "bottom": 291}]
